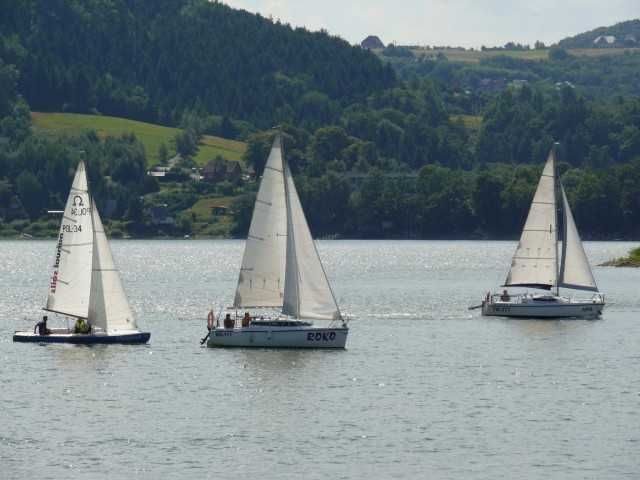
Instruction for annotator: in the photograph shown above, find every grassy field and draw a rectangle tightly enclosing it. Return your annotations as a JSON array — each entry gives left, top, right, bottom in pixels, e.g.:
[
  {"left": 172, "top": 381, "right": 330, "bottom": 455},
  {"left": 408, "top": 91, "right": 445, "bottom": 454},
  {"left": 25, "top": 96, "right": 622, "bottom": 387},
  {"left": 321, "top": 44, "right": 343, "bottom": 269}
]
[
  {"left": 187, "top": 196, "right": 238, "bottom": 237},
  {"left": 31, "top": 112, "right": 247, "bottom": 166},
  {"left": 376, "top": 47, "right": 640, "bottom": 64},
  {"left": 450, "top": 114, "right": 482, "bottom": 131},
  {"left": 188, "top": 196, "right": 236, "bottom": 220},
  {"left": 600, "top": 246, "right": 640, "bottom": 267}
]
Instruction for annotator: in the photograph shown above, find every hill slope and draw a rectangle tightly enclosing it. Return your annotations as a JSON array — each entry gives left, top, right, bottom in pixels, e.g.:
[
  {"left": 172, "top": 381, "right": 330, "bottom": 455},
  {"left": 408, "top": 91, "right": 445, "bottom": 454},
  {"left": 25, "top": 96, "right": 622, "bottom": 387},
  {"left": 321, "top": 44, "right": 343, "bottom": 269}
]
[
  {"left": 1, "top": 0, "right": 394, "bottom": 129},
  {"left": 31, "top": 112, "right": 246, "bottom": 166},
  {"left": 559, "top": 19, "right": 640, "bottom": 48}
]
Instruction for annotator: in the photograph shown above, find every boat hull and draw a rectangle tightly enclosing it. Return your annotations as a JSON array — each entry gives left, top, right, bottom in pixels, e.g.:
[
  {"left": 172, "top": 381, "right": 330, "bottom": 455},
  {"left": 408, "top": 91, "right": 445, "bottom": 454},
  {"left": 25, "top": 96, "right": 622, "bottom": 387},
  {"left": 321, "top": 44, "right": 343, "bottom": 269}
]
[
  {"left": 13, "top": 331, "right": 151, "bottom": 344},
  {"left": 207, "top": 325, "right": 348, "bottom": 349},
  {"left": 482, "top": 300, "right": 604, "bottom": 319}
]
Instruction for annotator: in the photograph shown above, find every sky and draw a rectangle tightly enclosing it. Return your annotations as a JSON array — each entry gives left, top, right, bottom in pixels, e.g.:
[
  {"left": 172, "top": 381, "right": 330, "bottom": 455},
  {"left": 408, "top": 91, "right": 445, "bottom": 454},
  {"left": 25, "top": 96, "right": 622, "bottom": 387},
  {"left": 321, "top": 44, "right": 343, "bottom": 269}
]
[{"left": 222, "top": 0, "right": 639, "bottom": 48}]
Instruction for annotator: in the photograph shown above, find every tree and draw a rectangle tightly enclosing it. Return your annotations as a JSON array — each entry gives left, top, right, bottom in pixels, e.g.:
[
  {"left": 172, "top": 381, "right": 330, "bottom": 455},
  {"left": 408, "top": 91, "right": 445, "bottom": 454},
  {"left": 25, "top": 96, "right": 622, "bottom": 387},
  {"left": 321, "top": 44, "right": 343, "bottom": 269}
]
[
  {"left": 158, "top": 142, "right": 169, "bottom": 165},
  {"left": 175, "top": 128, "right": 198, "bottom": 157},
  {"left": 15, "top": 171, "right": 46, "bottom": 219}
]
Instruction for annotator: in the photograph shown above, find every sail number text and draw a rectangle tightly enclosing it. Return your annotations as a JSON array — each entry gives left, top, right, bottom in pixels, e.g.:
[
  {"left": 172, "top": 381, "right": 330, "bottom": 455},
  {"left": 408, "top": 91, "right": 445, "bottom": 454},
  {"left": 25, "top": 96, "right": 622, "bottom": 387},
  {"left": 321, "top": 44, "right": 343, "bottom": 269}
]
[
  {"left": 63, "top": 224, "right": 83, "bottom": 233},
  {"left": 71, "top": 206, "right": 90, "bottom": 216}
]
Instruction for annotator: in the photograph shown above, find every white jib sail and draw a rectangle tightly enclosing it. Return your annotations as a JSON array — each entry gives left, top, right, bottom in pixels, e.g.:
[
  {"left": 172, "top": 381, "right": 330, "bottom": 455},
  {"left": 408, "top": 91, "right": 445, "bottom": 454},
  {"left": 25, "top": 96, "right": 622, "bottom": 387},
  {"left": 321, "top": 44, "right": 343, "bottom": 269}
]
[
  {"left": 234, "top": 136, "right": 288, "bottom": 308},
  {"left": 504, "top": 150, "right": 558, "bottom": 290},
  {"left": 558, "top": 186, "right": 598, "bottom": 292},
  {"left": 88, "top": 201, "right": 137, "bottom": 332},
  {"left": 281, "top": 160, "right": 341, "bottom": 321},
  {"left": 46, "top": 161, "right": 94, "bottom": 318}
]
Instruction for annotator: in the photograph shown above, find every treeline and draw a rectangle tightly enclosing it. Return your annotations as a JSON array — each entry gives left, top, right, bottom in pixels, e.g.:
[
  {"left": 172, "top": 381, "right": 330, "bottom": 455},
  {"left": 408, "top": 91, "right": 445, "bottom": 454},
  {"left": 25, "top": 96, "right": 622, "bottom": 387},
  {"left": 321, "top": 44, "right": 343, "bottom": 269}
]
[
  {"left": 1, "top": 0, "right": 394, "bottom": 130},
  {"left": 0, "top": 57, "right": 158, "bottom": 235},
  {"left": 1, "top": 0, "right": 640, "bottom": 239},
  {"left": 558, "top": 19, "right": 640, "bottom": 49},
  {"left": 393, "top": 49, "right": 640, "bottom": 101},
  {"left": 231, "top": 149, "right": 640, "bottom": 239},
  {"left": 231, "top": 85, "right": 640, "bottom": 239}
]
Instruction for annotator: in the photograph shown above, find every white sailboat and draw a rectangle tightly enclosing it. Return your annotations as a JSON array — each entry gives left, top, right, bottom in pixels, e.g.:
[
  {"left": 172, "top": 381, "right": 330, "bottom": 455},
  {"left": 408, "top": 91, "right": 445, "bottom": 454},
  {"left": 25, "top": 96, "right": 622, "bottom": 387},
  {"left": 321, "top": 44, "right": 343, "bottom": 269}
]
[
  {"left": 13, "top": 161, "right": 150, "bottom": 344},
  {"left": 206, "top": 135, "right": 348, "bottom": 348},
  {"left": 481, "top": 144, "right": 605, "bottom": 319}
]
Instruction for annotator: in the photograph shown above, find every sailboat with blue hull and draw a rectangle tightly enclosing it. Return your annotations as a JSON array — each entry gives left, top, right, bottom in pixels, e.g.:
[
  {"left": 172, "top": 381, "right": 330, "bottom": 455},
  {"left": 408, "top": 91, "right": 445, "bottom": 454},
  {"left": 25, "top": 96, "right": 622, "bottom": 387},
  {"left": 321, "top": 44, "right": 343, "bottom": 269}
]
[{"left": 13, "top": 161, "right": 150, "bottom": 344}]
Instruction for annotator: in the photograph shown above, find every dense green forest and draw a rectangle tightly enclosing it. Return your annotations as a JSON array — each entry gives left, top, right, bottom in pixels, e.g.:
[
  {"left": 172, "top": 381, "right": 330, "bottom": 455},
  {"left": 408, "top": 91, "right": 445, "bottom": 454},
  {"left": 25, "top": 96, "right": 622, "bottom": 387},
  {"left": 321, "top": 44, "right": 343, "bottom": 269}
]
[
  {"left": 1, "top": 0, "right": 640, "bottom": 239},
  {"left": 0, "top": 0, "right": 394, "bottom": 129}
]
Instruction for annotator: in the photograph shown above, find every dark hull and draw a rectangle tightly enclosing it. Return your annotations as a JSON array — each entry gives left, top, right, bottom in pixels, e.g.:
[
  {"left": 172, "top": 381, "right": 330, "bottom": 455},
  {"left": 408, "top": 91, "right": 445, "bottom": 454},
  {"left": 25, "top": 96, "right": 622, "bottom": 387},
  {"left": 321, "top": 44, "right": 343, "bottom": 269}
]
[{"left": 13, "top": 332, "right": 150, "bottom": 344}]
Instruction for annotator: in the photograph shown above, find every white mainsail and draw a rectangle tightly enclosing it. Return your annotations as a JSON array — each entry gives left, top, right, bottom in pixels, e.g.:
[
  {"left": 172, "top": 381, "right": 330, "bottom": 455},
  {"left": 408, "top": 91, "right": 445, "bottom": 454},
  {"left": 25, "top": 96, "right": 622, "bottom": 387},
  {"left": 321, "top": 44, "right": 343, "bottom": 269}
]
[
  {"left": 282, "top": 161, "right": 341, "bottom": 320},
  {"left": 88, "top": 201, "right": 137, "bottom": 332},
  {"left": 234, "top": 137, "right": 288, "bottom": 308},
  {"left": 45, "top": 161, "right": 94, "bottom": 318},
  {"left": 558, "top": 186, "right": 598, "bottom": 292},
  {"left": 504, "top": 150, "right": 558, "bottom": 290}
]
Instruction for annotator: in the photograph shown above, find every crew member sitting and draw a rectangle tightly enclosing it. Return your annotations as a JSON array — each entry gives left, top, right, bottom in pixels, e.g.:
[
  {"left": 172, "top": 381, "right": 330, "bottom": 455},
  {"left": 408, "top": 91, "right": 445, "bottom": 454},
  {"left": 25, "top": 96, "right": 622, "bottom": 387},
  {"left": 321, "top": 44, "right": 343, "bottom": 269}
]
[
  {"left": 34, "top": 315, "right": 51, "bottom": 336},
  {"left": 500, "top": 289, "right": 511, "bottom": 302},
  {"left": 73, "top": 317, "right": 91, "bottom": 334},
  {"left": 223, "top": 313, "right": 235, "bottom": 329},
  {"left": 241, "top": 312, "right": 252, "bottom": 328}
]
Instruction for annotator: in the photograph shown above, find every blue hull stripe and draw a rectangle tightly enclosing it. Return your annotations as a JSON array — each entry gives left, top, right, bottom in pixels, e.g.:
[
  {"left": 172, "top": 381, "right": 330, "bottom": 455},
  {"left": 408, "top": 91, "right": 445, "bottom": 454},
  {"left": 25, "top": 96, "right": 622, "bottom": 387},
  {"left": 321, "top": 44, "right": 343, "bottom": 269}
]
[{"left": 13, "top": 332, "right": 151, "bottom": 344}]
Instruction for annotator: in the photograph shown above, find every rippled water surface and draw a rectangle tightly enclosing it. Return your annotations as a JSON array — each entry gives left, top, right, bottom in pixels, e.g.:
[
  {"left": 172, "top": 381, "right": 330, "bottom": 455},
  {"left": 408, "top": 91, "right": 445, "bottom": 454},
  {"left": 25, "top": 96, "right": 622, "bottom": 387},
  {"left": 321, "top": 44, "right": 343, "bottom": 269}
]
[{"left": 1, "top": 240, "right": 639, "bottom": 479}]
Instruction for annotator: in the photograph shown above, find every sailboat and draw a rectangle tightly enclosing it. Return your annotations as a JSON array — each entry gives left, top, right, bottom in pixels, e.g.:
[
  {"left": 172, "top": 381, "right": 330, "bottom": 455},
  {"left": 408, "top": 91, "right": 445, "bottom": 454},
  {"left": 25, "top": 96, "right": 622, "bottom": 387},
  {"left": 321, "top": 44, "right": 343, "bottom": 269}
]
[
  {"left": 481, "top": 144, "right": 605, "bottom": 319},
  {"left": 13, "top": 161, "right": 150, "bottom": 344},
  {"left": 206, "top": 135, "right": 349, "bottom": 348}
]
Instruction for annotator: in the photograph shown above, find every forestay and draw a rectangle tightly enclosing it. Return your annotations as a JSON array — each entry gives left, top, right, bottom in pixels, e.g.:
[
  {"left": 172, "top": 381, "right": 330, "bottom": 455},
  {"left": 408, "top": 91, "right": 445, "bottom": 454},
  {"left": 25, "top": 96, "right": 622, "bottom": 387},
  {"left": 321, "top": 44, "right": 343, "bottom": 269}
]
[
  {"left": 282, "top": 161, "right": 341, "bottom": 321},
  {"left": 558, "top": 186, "right": 598, "bottom": 292},
  {"left": 45, "top": 161, "right": 94, "bottom": 318},
  {"left": 88, "top": 201, "right": 137, "bottom": 332},
  {"left": 234, "top": 137, "right": 287, "bottom": 308},
  {"left": 504, "top": 151, "right": 558, "bottom": 290}
]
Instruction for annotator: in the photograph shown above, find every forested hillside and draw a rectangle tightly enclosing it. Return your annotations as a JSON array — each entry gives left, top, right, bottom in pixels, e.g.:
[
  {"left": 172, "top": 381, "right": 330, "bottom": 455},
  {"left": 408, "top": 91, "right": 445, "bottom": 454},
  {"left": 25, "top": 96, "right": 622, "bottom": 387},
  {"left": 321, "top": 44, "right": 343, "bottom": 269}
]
[
  {"left": 1, "top": 0, "right": 394, "bottom": 129},
  {"left": 1, "top": 1, "right": 640, "bottom": 239},
  {"left": 558, "top": 19, "right": 640, "bottom": 48}
]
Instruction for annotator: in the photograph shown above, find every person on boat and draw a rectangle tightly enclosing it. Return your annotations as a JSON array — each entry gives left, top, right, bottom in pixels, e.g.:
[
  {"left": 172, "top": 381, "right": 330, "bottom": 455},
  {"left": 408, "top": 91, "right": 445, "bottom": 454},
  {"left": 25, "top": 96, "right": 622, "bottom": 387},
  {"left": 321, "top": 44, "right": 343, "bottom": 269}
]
[
  {"left": 223, "top": 314, "right": 234, "bottom": 329},
  {"left": 242, "top": 312, "right": 252, "bottom": 327},
  {"left": 500, "top": 289, "right": 511, "bottom": 302},
  {"left": 73, "top": 317, "right": 91, "bottom": 334},
  {"left": 34, "top": 316, "right": 51, "bottom": 336}
]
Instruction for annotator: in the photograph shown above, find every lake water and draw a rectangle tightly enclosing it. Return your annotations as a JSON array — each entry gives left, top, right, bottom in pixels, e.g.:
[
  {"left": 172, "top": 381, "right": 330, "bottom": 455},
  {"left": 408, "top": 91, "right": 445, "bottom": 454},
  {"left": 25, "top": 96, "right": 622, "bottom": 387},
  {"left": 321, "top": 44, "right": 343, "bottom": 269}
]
[{"left": 1, "top": 240, "right": 639, "bottom": 479}]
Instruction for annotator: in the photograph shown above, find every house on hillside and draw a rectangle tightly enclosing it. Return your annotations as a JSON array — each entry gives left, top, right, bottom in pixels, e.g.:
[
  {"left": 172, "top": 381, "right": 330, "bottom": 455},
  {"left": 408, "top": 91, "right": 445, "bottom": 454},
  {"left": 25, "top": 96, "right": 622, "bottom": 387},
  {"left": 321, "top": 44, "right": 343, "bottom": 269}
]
[
  {"left": 593, "top": 35, "right": 616, "bottom": 46},
  {"left": 202, "top": 159, "right": 242, "bottom": 183},
  {"left": 361, "top": 35, "right": 384, "bottom": 50},
  {"left": 147, "top": 165, "right": 171, "bottom": 178}
]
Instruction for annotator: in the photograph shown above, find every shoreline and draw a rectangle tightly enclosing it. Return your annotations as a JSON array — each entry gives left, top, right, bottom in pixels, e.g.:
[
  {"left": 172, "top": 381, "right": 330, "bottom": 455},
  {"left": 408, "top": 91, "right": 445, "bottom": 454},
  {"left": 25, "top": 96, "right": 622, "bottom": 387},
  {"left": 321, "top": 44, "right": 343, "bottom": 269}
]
[{"left": 3, "top": 234, "right": 640, "bottom": 243}]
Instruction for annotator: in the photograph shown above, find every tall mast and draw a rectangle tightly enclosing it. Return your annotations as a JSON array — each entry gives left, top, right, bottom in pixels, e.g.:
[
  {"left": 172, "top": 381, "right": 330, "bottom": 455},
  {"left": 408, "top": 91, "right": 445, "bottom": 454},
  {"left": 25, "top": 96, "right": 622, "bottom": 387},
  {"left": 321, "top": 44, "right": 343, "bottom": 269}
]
[{"left": 553, "top": 142, "right": 561, "bottom": 296}]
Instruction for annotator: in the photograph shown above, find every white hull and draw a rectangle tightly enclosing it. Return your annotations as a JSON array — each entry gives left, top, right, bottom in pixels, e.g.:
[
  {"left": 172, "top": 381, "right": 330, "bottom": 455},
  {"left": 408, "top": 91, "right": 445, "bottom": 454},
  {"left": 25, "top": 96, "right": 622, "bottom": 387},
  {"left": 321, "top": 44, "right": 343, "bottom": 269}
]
[
  {"left": 207, "top": 324, "right": 348, "bottom": 349},
  {"left": 482, "top": 298, "right": 604, "bottom": 319}
]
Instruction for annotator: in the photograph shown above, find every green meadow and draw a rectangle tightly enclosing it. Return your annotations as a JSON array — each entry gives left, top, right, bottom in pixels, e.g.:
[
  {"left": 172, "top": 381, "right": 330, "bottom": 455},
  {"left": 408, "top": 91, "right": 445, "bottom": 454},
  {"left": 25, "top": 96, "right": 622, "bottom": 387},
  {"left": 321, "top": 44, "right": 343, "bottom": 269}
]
[{"left": 31, "top": 112, "right": 247, "bottom": 166}]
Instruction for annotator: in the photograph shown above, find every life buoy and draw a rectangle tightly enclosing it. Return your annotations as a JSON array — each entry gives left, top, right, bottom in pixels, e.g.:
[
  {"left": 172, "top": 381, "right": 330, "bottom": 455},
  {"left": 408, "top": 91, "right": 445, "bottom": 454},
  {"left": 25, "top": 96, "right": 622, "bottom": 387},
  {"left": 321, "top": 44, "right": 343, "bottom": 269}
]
[{"left": 207, "top": 310, "right": 215, "bottom": 330}]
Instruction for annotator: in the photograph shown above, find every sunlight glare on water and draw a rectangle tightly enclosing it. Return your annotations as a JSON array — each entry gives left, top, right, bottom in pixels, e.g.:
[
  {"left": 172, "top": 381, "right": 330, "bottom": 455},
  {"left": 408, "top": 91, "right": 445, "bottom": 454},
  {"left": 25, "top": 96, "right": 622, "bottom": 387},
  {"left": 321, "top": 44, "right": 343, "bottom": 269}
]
[{"left": 1, "top": 240, "right": 639, "bottom": 479}]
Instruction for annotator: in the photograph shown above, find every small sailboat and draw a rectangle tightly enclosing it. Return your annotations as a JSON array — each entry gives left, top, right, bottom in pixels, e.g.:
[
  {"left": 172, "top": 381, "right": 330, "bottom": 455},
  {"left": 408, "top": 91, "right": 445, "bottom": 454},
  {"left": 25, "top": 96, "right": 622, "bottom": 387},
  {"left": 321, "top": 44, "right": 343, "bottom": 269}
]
[
  {"left": 13, "top": 161, "right": 150, "bottom": 344},
  {"left": 206, "top": 135, "right": 348, "bottom": 348},
  {"left": 480, "top": 144, "right": 605, "bottom": 319}
]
